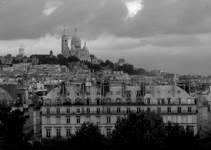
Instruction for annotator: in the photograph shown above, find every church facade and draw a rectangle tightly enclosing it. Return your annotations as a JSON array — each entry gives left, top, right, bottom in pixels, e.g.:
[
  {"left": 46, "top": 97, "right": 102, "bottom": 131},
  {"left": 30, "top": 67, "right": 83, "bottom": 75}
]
[{"left": 61, "top": 29, "right": 91, "bottom": 61}]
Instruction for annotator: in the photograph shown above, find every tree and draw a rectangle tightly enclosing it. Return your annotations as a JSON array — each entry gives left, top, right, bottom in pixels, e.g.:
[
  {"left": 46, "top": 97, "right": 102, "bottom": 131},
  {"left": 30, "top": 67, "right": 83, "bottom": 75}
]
[
  {"left": 197, "top": 132, "right": 211, "bottom": 150},
  {"left": 164, "top": 123, "right": 198, "bottom": 150},
  {"left": 0, "top": 107, "right": 29, "bottom": 149},
  {"left": 111, "top": 112, "right": 166, "bottom": 150},
  {"left": 70, "top": 122, "right": 108, "bottom": 150},
  {"left": 110, "top": 111, "right": 197, "bottom": 150}
]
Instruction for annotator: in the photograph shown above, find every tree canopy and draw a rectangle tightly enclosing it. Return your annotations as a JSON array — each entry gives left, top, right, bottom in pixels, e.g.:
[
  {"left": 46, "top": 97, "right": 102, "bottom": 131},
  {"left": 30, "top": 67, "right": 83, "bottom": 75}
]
[{"left": 0, "top": 106, "right": 29, "bottom": 150}]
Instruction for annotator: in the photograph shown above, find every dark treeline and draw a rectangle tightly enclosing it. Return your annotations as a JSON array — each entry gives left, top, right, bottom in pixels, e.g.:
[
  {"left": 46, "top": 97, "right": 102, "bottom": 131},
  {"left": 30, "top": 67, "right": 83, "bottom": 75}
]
[{"left": 1, "top": 107, "right": 211, "bottom": 150}]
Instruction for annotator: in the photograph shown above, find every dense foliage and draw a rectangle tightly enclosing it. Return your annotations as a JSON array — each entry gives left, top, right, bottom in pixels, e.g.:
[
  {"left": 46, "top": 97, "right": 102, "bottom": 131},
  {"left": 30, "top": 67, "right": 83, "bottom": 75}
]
[
  {"left": 0, "top": 107, "right": 29, "bottom": 150},
  {"left": 1, "top": 107, "right": 211, "bottom": 150}
]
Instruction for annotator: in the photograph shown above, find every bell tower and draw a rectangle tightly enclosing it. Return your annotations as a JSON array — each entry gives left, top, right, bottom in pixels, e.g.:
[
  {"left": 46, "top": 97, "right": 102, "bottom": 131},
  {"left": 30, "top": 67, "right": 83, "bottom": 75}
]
[{"left": 61, "top": 28, "right": 70, "bottom": 57}]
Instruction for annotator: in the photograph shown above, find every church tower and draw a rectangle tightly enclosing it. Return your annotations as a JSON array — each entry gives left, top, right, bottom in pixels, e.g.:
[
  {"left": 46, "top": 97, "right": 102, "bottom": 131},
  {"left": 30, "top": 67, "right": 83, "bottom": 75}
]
[{"left": 61, "top": 28, "right": 70, "bottom": 58}]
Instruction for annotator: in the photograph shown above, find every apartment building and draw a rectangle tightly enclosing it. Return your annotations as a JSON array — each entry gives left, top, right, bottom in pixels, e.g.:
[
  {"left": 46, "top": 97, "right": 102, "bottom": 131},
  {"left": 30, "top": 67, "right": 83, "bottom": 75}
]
[{"left": 41, "top": 82, "right": 197, "bottom": 138}]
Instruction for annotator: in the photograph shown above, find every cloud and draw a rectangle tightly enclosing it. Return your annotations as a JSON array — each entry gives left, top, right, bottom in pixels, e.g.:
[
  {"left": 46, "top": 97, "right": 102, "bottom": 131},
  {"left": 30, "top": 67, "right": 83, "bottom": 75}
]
[
  {"left": 42, "top": 1, "right": 63, "bottom": 16},
  {"left": 125, "top": 0, "right": 143, "bottom": 18},
  {"left": 1, "top": 0, "right": 211, "bottom": 40}
]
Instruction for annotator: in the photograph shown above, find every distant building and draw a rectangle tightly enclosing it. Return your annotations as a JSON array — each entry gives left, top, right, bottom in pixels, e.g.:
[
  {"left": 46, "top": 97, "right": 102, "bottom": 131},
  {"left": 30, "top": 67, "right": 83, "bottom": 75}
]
[
  {"left": 30, "top": 51, "right": 55, "bottom": 65},
  {"left": 61, "top": 28, "right": 90, "bottom": 61},
  {"left": 18, "top": 47, "right": 24, "bottom": 57},
  {"left": 117, "top": 58, "right": 126, "bottom": 66}
]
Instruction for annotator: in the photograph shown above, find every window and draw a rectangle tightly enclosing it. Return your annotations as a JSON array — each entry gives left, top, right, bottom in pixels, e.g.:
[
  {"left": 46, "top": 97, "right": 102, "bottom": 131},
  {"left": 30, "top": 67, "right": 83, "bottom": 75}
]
[
  {"left": 46, "top": 116, "right": 50, "bottom": 124},
  {"left": 97, "top": 99, "right": 100, "bottom": 105},
  {"left": 46, "top": 108, "right": 50, "bottom": 114},
  {"left": 137, "top": 107, "right": 141, "bottom": 113},
  {"left": 56, "top": 108, "right": 60, "bottom": 114},
  {"left": 167, "top": 98, "right": 171, "bottom": 104},
  {"left": 126, "top": 91, "right": 131, "bottom": 98},
  {"left": 117, "top": 107, "right": 121, "bottom": 113},
  {"left": 87, "top": 108, "right": 90, "bottom": 113},
  {"left": 107, "top": 116, "right": 111, "bottom": 124},
  {"left": 96, "top": 116, "right": 101, "bottom": 124},
  {"left": 157, "top": 107, "right": 161, "bottom": 113},
  {"left": 77, "top": 108, "right": 80, "bottom": 113},
  {"left": 56, "top": 128, "right": 61, "bottom": 138},
  {"left": 66, "top": 116, "right": 70, "bottom": 124},
  {"left": 107, "top": 107, "right": 111, "bottom": 113},
  {"left": 167, "top": 107, "right": 171, "bottom": 113},
  {"left": 178, "top": 98, "right": 181, "bottom": 104},
  {"left": 161, "top": 99, "right": 165, "bottom": 105},
  {"left": 75, "top": 126, "right": 80, "bottom": 132},
  {"left": 117, "top": 116, "right": 121, "bottom": 122},
  {"left": 66, "top": 108, "right": 70, "bottom": 114},
  {"left": 77, "top": 92, "right": 80, "bottom": 96},
  {"left": 147, "top": 107, "right": 151, "bottom": 112},
  {"left": 66, "top": 128, "right": 71, "bottom": 137},
  {"left": 46, "top": 128, "right": 51, "bottom": 138},
  {"left": 76, "top": 116, "right": 80, "bottom": 124},
  {"left": 106, "top": 127, "right": 112, "bottom": 136},
  {"left": 87, "top": 98, "right": 90, "bottom": 105},
  {"left": 136, "top": 91, "right": 141, "bottom": 97},
  {"left": 97, "top": 108, "right": 100, "bottom": 114},
  {"left": 126, "top": 108, "right": 130, "bottom": 113},
  {"left": 178, "top": 107, "right": 181, "bottom": 113},
  {"left": 188, "top": 107, "right": 192, "bottom": 113},
  {"left": 56, "top": 116, "right": 60, "bottom": 124}
]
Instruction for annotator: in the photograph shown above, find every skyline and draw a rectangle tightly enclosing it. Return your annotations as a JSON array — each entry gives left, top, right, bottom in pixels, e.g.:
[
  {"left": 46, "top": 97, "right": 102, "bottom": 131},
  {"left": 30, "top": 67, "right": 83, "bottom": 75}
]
[{"left": 0, "top": 0, "right": 211, "bottom": 75}]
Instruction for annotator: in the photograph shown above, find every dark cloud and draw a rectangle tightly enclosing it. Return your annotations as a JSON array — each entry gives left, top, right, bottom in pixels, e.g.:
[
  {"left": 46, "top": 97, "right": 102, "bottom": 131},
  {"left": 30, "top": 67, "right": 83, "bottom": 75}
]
[{"left": 1, "top": 0, "right": 211, "bottom": 40}]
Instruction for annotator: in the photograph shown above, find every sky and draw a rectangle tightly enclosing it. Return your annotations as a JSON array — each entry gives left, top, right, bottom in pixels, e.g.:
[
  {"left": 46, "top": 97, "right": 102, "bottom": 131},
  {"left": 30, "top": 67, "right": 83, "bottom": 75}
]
[{"left": 0, "top": 0, "right": 211, "bottom": 75}]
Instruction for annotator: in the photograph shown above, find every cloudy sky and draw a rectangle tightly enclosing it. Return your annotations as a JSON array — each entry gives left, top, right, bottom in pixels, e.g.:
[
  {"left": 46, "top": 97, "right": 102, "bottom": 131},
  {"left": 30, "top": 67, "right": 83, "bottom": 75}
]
[{"left": 0, "top": 0, "right": 211, "bottom": 75}]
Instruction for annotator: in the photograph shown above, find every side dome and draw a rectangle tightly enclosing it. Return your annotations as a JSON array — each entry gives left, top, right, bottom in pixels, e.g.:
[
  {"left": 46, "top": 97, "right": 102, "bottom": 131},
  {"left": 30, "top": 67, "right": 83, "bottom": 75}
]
[{"left": 82, "top": 42, "right": 89, "bottom": 51}]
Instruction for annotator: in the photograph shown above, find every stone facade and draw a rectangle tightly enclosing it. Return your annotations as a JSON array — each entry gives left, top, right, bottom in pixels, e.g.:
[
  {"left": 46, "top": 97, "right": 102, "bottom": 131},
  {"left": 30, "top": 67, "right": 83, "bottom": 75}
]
[{"left": 41, "top": 83, "right": 198, "bottom": 138}]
